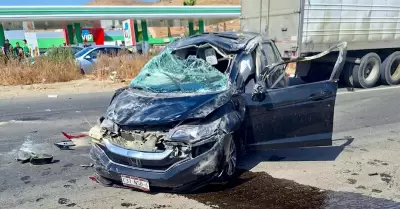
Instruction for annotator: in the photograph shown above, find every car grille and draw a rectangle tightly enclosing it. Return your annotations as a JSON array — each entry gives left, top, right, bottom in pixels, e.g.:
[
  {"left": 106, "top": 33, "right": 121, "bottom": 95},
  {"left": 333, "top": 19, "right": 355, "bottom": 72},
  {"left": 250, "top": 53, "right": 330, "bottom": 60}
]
[
  {"left": 98, "top": 144, "right": 181, "bottom": 171},
  {"left": 108, "top": 129, "right": 168, "bottom": 152}
]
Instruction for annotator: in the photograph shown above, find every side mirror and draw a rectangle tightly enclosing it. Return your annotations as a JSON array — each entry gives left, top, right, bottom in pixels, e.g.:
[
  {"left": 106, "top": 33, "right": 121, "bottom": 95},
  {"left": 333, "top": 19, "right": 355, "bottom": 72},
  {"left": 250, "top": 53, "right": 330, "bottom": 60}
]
[
  {"left": 84, "top": 55, "right": 91, "bottom": 60},
  {"left": 251, "top": 82, "right": 267, "bottom": 102}
]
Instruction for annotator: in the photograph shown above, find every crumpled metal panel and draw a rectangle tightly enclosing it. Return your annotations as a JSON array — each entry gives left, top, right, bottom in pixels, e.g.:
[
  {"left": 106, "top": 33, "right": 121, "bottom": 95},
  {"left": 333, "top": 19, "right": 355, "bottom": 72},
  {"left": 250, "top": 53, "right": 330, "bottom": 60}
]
[
  {"left": 169, "top": 32, "right": 259, "bottom": 52},
  {"left": 105, "top": 88, "right": 233, "bottom": 126}
]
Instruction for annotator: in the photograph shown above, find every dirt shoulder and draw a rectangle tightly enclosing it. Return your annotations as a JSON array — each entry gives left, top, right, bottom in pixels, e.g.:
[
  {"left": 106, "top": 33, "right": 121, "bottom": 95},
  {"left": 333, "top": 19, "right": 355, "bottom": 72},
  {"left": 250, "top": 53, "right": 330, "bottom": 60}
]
[{"left": 0, "top": 79, "right": 127, "bottom": 99}]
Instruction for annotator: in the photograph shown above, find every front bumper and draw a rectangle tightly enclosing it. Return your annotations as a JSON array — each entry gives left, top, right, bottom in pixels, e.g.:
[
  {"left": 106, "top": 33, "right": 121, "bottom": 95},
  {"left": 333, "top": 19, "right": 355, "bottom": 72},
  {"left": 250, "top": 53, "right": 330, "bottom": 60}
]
[{"left": 89, "top": 138, "right": 226, "bottom": 192}]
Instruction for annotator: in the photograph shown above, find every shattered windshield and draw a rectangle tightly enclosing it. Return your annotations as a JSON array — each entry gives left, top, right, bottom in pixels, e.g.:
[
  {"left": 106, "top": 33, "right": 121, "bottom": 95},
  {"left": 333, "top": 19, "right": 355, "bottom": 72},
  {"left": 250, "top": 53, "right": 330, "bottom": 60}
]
[{"left": 129, "top": 48, "right": 228, "bottom": 93}]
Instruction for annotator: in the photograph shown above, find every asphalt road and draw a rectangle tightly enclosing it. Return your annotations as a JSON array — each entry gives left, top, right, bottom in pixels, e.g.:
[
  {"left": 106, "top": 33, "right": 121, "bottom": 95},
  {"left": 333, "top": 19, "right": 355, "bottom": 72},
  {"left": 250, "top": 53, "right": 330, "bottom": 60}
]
[{"left": 1, "top": 86, "right": 400, "bottom": 209}]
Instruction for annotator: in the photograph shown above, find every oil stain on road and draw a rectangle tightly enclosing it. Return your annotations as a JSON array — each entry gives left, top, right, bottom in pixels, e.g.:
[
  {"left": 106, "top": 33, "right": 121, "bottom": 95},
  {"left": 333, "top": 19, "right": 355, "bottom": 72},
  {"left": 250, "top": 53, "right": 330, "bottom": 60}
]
[{"left": 185, "top": 170, "right": 400, "bottom": 209}]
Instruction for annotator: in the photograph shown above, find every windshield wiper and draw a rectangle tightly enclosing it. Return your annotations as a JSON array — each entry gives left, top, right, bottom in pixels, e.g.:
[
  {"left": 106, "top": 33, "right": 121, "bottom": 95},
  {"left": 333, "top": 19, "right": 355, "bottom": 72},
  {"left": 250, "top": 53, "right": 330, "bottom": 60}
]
[{"left": 159, "top": 72, "right": 184, "bottom": 92}]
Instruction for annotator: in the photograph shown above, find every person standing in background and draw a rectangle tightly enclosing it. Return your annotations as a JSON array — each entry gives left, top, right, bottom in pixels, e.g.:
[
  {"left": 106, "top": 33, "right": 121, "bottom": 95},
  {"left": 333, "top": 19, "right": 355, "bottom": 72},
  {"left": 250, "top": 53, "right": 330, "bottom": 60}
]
[
  {"left": 22, "top": 39, "right": 30, "bottom": 58},
  {"left": 13, "top": 42, "right": 23, "bottom": 62},
  {"left": 2, "top": 39, "right": 12, "bottom": 64}
]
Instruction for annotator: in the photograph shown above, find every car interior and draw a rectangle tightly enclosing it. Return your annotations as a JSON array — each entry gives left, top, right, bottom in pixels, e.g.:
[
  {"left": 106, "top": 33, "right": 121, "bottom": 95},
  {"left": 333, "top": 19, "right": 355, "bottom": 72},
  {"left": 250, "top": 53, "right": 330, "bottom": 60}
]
[{"left": 173, "top": 45, "right": 231, "bottom": 74}]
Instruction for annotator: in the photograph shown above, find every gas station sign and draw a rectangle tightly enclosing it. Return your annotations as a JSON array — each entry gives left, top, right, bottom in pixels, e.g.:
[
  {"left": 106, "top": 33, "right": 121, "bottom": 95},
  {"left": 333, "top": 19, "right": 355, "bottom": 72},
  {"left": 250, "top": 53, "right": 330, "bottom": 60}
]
[
  {"left": 24, "top": 32, "right": 40, "bottom": 57},
  {"left": 123, "top": 19, "right": 136, "bottom": 46},
  {"left": 82, "top": 29, "right": 94, "bottom": 42}
]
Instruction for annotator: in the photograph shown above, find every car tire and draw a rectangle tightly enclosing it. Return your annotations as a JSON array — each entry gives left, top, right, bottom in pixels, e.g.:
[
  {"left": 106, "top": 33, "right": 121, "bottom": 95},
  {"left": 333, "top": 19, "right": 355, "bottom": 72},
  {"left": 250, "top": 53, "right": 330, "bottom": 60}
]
[
  {"left": 220, "top": 134, "right": 238, "bottom": 181},
  {"left": 352, "top": 53, "right": 381, "bottom": 88},
  {"left": 380, "top": 51, "right": 400, "bottom": 86}
]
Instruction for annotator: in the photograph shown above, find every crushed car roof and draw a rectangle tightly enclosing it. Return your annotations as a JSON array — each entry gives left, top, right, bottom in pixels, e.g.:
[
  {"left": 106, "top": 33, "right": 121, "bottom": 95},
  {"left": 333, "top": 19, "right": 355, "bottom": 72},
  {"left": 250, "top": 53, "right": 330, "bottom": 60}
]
[{"left": 169, "top": 32, "right": 264, "bottom": 52}]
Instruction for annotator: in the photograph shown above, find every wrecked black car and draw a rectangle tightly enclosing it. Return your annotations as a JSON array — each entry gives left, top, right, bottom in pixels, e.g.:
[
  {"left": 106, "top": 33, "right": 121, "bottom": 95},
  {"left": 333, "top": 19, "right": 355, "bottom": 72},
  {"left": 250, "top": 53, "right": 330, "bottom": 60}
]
[{"left": 89, "top": 32, "right": 347, "bottom": 192}]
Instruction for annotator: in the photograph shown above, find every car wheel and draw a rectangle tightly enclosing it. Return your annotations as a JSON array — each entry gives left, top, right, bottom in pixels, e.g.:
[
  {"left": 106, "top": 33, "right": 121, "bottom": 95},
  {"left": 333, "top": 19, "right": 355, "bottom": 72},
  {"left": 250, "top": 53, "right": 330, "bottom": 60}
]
[
  {"left": 380, "top": 51, "right": 400, "bottom": 85},
  {"left": 221, "top": 135, "right": 238, "bottom": 180},
  {"left": 353, "top": 53, "right": 381, "bottom": 88}
]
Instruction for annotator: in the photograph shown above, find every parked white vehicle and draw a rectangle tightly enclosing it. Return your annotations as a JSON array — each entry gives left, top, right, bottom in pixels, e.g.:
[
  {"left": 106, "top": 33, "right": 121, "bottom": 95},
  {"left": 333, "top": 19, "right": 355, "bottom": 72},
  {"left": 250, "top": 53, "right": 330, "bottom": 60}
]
[{"left": 74, "top": 45, "right": 132, "bottom": 74}]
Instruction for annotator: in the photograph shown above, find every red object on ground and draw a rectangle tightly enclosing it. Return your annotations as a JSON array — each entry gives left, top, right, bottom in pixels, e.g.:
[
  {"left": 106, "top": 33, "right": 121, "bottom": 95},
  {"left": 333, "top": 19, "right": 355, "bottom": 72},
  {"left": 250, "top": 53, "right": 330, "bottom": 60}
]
[
  {"left": 61, "top": 132, "right": 88, "bottom": 140},
  {"left": 89, "top": 176, "right": 99, "bottom": 183}
]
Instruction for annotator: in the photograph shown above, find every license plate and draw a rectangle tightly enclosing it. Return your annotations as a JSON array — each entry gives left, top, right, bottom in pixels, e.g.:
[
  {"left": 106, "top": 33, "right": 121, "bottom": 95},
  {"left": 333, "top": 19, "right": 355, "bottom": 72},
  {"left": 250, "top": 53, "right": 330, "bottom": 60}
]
[{"left": 121, "top": 175, "right": 150, "bottom": 191}]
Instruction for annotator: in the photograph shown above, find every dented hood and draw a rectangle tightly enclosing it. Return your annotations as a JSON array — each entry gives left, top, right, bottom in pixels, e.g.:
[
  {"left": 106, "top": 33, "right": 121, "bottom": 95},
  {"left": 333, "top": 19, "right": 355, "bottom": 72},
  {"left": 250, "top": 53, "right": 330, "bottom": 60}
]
[{"left": 105, "top": 89, "right": 232, "bottom": 126}]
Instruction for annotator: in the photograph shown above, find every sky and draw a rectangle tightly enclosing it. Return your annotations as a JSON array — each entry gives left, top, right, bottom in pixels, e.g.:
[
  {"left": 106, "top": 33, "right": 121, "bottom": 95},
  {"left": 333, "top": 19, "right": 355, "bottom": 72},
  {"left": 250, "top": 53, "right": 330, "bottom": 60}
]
[
  {"left": 0, "top": 0, "right": 158, "bottom": 6},
  {"left": 0, "top": 0, "right": 91, "bottom": 6}
]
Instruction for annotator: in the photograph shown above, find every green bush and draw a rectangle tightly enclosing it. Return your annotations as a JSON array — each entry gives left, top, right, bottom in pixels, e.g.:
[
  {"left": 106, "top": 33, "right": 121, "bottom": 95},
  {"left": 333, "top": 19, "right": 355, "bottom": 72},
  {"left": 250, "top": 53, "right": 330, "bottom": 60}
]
[{"left": 44, "top": 46, "right": 75, "bottom": 62}]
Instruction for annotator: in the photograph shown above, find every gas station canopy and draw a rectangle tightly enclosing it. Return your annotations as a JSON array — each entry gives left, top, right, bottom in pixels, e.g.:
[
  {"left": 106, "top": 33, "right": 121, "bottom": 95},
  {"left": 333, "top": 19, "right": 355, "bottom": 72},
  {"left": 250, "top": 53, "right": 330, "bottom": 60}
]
[{"left": 0, "top": 6, "right": 241, "bottom": 21}]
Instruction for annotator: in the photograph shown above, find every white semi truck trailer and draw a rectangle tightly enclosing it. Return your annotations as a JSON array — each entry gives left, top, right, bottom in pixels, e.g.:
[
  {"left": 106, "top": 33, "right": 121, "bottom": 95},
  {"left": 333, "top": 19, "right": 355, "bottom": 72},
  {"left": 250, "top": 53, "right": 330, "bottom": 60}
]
[{"left": 240, "top": 0, "right": 400, "bottom": 88}]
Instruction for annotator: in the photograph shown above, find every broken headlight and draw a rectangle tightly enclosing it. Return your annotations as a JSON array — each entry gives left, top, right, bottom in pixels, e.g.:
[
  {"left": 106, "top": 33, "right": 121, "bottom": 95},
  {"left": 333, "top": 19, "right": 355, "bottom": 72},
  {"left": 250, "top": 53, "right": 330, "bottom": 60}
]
[
  {"left": 168, "top": 119, "right": 222, "bottom": 158},
  {"left": 168, "top": 119, "right": 221, "bottom": 142},
  {"left": 100, "top": 118, "right": 114, "bottom": 130},
  {"left": 190, "top": 134, "right": 220, "bottom": 158},
  {"left": 100, "top": 118, "right": 119, "bottom": 136}
]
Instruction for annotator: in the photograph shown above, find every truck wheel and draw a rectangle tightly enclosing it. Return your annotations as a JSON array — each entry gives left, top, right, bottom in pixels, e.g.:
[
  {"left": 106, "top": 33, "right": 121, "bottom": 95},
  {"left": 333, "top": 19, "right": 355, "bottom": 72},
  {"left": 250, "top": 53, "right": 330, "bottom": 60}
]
[
  {"left": 380, "top": 51, "right": 400, "bottom": 85},
  {"left": 342, "top": 63, "right": 354, "bottom": 87},
  {"left": 353, "top": 53, "right": 381, "bottom": 88}
]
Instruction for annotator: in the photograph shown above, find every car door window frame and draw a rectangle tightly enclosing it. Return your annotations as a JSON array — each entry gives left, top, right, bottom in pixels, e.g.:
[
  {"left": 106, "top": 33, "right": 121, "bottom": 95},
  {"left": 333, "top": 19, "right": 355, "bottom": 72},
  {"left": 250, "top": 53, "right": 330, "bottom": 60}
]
[
  {"left": 259, "top": 42, "right": 347, "bottom": 90},
  {"left": 259, "top": 41, "right": 287, "bottom": 89},
  {"left": 88, "top": 48, "right": 106, "bottom": 59},
  {"left": 262, "top": 43, "right": 277, "bottom": 64},
  {"left": 235, "top": 51, "right": 257, "bottom": 93},
  {"left": 105, "top": 48, "right": 119, "bottom": 56}
]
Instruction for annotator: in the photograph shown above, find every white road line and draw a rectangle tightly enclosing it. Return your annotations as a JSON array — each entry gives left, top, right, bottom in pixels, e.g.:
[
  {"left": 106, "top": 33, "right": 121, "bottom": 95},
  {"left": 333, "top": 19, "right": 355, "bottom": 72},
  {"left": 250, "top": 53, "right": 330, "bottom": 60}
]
[{"left": 338, "top": 85, "right": 400, "bottom": 95}]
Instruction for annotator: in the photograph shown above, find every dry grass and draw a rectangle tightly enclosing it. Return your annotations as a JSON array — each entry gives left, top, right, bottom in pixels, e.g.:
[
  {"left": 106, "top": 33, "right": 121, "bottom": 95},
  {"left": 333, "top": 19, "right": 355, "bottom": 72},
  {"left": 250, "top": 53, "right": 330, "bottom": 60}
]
[
  {"left": 0, "top": 52, "right": 82, "bottom": 86},
  {"left": 93, "top": 54, "right": 152, "bottom": 81}
]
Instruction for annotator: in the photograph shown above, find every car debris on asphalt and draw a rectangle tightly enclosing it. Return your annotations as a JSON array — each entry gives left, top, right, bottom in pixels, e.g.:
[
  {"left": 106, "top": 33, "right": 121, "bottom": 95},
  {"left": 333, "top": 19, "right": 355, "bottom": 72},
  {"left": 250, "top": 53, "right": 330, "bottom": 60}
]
[
  {"left": 47, "top": 95, "right": 58, "bottom": 98},
  {"left": 17, "top": 150, "right": 54, "bottom": 165},
  {"left": 30, "top": 153, "right": 54, "bottom": 165},
  {"left": 61, "top": 132, "right": 88, "bottom": 140},
  {"left": 80, "top": 163, "right": 94, "bottom": 168},
  {"left": 17, "top": 150, "right": 32, "bottom": 163},
  {"left": 54, "top": 140, "right": 76, "bottom": 150}
]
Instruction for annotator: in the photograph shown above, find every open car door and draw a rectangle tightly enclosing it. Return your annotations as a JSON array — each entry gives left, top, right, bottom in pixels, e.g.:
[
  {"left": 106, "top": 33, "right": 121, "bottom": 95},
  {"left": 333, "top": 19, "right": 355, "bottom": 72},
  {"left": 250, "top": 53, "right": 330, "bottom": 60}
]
[{"left": 244, "top": 42, "right": 347, "bottom": 149}]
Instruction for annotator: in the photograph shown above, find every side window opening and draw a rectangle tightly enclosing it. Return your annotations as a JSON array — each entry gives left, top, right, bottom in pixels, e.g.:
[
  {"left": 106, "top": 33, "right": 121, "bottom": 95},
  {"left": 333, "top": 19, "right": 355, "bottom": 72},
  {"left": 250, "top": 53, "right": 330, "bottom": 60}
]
[
  {"left": 240, "top": 51, "right": 256, "bottom": 93},
  {"left": 105, "top": 48, "right": 119, "bottom": 56},
  {"left": 262, "top": 42, "right": 347, "bottom": 89},
  {"left": 89, "top": 50, "right": 97, "bottom": 59},
  {"left": 262, "top": 42, "right": 278, "bottom": 65},
  {"left": 261, "top": 42, "right": 288, "bottom": 89},
  {"left": 89, "top": 48, "right": 106, "bottom": 59}
]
